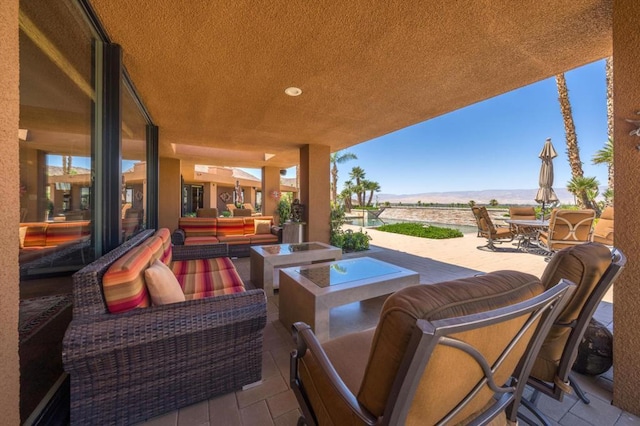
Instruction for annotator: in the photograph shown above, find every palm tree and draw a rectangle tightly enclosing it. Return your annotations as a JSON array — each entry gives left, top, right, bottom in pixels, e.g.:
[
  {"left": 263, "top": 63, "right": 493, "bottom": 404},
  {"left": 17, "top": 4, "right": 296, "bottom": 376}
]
[
  {"left": 340, "top": 180, "right": 355, "bottom": 212},
  {"left": 556, "top": 73, "right": 588, "bottom": 207},
  {"left": 363, "top": 180, "right": 381, "bottom": 206},
  {"left": 349, "top": 166, "right": 366, "bottom": 206},
  {"left": 468, "top": 200, "right": 476, "bottom": 207},
  {"left": 330, "top": 151, "right": 357, "bottom": 203},
  {"left": 489, "top": 199, "right": 499, "bottom": 207},
  {"left": 567, "top": 176, "right": 600, "bottom": 214},
  {"left": 603, "top": 56, "right": 615, "bottom": 196},
  {"left": 592, "top": 138, "right": 613, "bottom": 197}
]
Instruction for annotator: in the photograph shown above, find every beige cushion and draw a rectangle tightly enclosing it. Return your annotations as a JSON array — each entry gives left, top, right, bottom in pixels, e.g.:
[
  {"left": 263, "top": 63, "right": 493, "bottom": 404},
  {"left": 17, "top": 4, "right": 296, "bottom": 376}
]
[
  {"left": 145, "top": 259, "right": 186, "bottom": 306},
  {"left": 254, "top": 219, "right": 272, "bottom": 234},
  {"left": 358, "top": 270, "right": 543, "bottom": 420},
  {"left": 19, "top": 226, "right": 27, "bottom": 249},
  {"left": 298, "top": 270, "right": 543, "bottom": 425},
  {"left": 532, "top": 242, "right": 612, "bottom": 382}
]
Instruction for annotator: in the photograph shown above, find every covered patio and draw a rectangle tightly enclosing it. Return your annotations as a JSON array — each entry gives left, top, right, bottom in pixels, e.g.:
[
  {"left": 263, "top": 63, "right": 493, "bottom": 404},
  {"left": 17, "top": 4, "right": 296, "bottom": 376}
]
[
  {"left": 138, "top": 227, "right": 631, "bottom": 425},
  {"left": 3, "top": 0, "right": 640, "bottom": 423}
]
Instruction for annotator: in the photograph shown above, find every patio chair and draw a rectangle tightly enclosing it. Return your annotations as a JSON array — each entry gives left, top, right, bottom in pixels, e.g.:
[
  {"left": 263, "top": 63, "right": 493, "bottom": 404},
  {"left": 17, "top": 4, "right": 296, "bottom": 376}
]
[
  {"left": 509, "top": 206, "right": 538, "bottom": 248},
  {"left": 537, "top": 209, "right": 596, "bottom": 253},
  {"left": 290, "top": 270, "right": 575, "bottom": 426},
  {"left": 518, "top": 243, "right": 626, "bottom": 426},
  {"left": 471, "top": 206, "right": 514, "bottom": 250},
  {"left": 196, "top": 207, "right": 218, "bottom": 217},
  {"left": 226, "top": 203, "right": 237, "bottom": 213},
  {"left": 232, "top": 208, "right": 252, "bottom": 217},
  {"left": 591, "top": 206, "right": 614, "bottom": 246}
]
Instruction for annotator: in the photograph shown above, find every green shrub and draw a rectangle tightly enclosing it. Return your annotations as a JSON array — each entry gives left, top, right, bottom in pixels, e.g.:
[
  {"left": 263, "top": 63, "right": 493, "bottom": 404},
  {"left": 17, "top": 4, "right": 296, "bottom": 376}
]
[
  {"left": 332, "top": 229, "right": 371, "bottom": 252},
  {"left": 377, "top": 222, "right": 463, "bottom": 239}
]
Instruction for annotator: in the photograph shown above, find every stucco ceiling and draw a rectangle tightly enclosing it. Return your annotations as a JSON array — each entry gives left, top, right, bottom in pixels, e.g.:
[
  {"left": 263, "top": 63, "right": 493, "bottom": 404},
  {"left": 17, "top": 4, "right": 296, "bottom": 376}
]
[{"left": 89, "top": 0, "right": 612, "bottom": 169}]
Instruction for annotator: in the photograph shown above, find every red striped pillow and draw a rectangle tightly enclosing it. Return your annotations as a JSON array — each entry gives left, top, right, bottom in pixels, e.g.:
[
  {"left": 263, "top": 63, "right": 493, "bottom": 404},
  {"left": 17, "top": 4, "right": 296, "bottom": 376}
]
[
  {"left": 216, "top": 218, "right": 245, "bottom": 236},
  {"left": 176, "top": 267, "right": 245, "bottom": 297},
  {"left": 103, "top": 245, "right": 152, "bottom": 313},
  {"left": 145, "top": 236, "right": 164, "bottom": 265},
  {"left": 23, "top": 223, "right": 48, "bottom": 247},
  {"left": 45, "top": 221, "right": 90, "bottom": 246},
  {"left": 179, "top": 217, "right": 217, "bottom": 238},
  {"left": 154, "top": 228, "right": 173, "bottom": 265}
]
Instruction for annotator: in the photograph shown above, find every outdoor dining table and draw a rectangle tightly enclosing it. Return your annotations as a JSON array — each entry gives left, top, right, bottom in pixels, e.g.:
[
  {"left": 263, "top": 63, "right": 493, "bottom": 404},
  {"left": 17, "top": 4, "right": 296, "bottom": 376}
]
[{"left": 504, "top": 218, "right": 549, "bottom": 251}]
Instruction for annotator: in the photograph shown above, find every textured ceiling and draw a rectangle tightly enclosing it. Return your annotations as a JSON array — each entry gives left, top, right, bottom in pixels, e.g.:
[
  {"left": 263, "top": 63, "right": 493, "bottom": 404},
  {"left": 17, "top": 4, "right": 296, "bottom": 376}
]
[{"left": 89, "top": 0, "right": 612, "bottom": 168}]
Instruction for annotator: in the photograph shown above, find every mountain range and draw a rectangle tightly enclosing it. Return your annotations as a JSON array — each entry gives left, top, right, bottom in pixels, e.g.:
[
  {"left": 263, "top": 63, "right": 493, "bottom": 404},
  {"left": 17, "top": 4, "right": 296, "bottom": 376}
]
[{"left": 376, "top": 187, "right": 589, "bottom": 205}]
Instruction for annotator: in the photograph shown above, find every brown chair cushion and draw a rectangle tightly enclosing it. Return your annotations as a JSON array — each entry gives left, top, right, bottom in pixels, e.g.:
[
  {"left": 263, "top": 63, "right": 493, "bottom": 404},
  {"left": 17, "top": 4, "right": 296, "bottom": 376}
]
[
  {"left": 298, "top": 328, "right": 376, "bottom": 425},
  {"left": 531, "top": 242, "right": 612, "bottom": 382},
  {"left": 357, "top": 270, "right": 543, "bottom": 418}
]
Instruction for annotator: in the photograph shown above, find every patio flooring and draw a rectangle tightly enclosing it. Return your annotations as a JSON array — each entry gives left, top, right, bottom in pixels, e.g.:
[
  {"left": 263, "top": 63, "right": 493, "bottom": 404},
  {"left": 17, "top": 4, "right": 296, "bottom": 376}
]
[{"left": 137, "top": 228, "right": 638, "bottom": 426}]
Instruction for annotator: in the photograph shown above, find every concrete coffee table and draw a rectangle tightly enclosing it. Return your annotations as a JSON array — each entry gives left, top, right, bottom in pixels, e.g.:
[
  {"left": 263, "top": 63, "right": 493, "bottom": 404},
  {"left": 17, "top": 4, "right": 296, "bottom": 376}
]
[
  {"left": 279, "top": 257, "right": 419, "bottom": 342},
  {"left": 250, "top": 242, "right": 342, "bottom": 296}
]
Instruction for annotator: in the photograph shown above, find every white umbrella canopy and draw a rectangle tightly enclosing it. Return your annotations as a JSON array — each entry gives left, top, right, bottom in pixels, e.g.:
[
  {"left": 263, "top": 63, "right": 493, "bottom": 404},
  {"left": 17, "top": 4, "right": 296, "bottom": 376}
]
[{"left": 535, "top": 138, "right": 559, "bottom": 215}]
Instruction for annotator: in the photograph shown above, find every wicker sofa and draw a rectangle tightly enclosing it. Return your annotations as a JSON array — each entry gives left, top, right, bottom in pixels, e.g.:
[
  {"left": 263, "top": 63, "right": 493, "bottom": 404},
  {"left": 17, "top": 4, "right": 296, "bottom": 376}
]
[
  {"left": 172, "top": 215, "right": 280, "bottom": 257},
  {"left": 62, "top": 228, "right": 267, "bottom": 425}
]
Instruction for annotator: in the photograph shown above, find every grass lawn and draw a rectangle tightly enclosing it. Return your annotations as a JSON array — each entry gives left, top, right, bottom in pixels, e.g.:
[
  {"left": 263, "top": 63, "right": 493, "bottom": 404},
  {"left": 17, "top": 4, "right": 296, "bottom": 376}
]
[{"left": 376, "top": 222, "right": 463, "bottom": 239}]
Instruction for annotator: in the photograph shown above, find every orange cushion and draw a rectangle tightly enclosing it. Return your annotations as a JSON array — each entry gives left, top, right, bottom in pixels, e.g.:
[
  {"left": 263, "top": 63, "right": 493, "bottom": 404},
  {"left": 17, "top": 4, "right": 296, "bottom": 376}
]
[{"left": 103, "top": 245, "right": 152, "bottom": 313}]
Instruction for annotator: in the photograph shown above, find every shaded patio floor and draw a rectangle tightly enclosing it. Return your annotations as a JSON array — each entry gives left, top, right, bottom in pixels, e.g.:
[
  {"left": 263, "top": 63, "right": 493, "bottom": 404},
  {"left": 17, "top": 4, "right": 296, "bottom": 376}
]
[{"left": 137, "top": 228, "right": 638, "bottom": 426}]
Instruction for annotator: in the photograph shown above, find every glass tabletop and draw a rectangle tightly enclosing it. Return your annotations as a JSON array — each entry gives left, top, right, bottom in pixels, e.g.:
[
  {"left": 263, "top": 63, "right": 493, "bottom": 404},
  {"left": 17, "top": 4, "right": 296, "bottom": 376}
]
[
  {"left": 295, "top": 258, "right": 401, "bottom": 288},
  {"left": 259, "top": 242, "right": 330, "bottom": 255}
]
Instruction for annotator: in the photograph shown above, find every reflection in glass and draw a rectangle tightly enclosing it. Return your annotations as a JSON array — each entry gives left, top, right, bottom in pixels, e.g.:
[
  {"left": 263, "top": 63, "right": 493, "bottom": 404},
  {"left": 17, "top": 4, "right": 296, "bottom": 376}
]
[
  {"left": 296, "top": 258, "right": 401, "bottom": 287},
  {"left": 19, "top": 0, "right": 95, "bottom": 278},
  {"left": 121, "top": 82, "right": 148, "bottom": 242}
]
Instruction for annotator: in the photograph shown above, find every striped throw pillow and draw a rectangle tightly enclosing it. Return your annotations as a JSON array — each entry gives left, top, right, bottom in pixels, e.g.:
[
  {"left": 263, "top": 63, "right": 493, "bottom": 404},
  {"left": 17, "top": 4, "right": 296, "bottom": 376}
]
[{"left": 103, "top": 244, "right": 153, "bottom": 313}]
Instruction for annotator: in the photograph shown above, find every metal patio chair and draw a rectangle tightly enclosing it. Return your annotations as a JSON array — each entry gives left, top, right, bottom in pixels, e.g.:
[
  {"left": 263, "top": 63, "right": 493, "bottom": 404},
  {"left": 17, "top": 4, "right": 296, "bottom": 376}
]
[{"left": 471, "top": 206, "right": 514, "bottom": 251}]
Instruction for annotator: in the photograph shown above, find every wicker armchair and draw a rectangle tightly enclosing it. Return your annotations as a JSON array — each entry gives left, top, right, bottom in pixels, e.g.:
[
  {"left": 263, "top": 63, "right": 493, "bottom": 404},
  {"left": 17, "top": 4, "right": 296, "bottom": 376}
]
[{"left": 62, "top": 230, "right": 267, "bottom": 425}]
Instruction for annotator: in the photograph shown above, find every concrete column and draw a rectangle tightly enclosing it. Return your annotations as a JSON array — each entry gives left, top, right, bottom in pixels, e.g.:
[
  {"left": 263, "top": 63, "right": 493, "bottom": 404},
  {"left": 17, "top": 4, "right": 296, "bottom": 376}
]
[
  {"left": 158, "top": 157, "right": 181, "bottom": 231},
  {"left": 612, "top": 0, "right": 640, "bottom": 415},
  {"left": 300, "top": 145, "right": 330, "bottom": 243},
  {"left": 0, "top": 0, "right": 21, "bottom": 422},
  {"left": 203, "top": 182, "right": 217, "bottom": 209},
  {"left": 262, "top": 166, "right": 280, "bottom": 222}
]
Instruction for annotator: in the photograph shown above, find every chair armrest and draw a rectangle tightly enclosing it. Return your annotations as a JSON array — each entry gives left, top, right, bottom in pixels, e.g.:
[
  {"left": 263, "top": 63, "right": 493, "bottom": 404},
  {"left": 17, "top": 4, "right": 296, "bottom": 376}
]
[
  {"left": 271, "top": 226, "right": 283, "bottom": 242},
  {"left": 290, "top": 322, "right": 377, "bottom": 425},
  {"left": 63, "top": 289, "right": 266, "bottom": 371},
  {"left": 171, "top": 228, "right": 186, "bottom": 245},
  {"left": 171, "top": 243, "right": 229, "bottom": 260}
]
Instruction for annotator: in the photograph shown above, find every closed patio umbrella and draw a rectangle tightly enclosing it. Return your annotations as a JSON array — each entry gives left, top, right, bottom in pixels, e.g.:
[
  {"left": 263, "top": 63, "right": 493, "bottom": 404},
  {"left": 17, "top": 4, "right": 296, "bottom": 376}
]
[{"left": 535, "top": 138, "right": 559, "bottom": 217}]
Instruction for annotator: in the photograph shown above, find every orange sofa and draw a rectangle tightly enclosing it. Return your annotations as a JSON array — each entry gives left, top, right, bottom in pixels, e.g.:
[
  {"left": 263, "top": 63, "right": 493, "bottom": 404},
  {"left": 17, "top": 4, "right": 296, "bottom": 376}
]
[{"left": 172, "top": 216, "right": 280, "bottom": 257}]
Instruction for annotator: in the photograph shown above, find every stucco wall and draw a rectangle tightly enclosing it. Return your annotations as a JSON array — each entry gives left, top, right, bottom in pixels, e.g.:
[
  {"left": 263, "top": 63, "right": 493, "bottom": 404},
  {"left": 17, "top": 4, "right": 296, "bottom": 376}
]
[
  {"left": 300, "top": 145, "right": 330, "bottom": 243},
  {"left": 612, "top": 0, "right": 640, "bottom": 415},
  {"left": 0, "top": 0, "right": 22, "bottom": 422},
  {"left": 158, "top": 157, "right": 181, "bottom": 232},
  {"left": 262, "top": 166, "right": 281, "bottom": 223}
]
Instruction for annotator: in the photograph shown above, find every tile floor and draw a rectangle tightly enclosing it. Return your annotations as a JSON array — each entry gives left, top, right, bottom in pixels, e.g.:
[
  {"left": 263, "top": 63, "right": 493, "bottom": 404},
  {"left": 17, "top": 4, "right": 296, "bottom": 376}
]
[{"left": 137, "top": 229, "right": 639, "bottom": 426}]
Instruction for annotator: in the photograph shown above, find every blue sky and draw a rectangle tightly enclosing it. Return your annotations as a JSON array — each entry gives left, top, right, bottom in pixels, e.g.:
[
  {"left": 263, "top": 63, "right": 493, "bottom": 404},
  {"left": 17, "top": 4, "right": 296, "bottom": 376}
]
[{"left": 335, "top": 59, "right": 609, "bottom": 195}]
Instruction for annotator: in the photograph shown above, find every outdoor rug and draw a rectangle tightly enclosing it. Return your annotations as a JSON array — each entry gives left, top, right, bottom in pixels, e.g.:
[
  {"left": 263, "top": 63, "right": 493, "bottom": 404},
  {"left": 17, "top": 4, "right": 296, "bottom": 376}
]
[{"left": 19, "top": 294, "right": 72, "bottom": 344}]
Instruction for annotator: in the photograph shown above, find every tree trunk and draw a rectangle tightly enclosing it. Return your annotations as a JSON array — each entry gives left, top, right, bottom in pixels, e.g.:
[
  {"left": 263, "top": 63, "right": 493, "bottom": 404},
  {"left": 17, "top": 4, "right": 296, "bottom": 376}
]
[
  {"left": 556, "top": 73, "right": 587, "bottom": 207},
  {"left": 605, "top": 56, "right": 614, "bottom": 192}
]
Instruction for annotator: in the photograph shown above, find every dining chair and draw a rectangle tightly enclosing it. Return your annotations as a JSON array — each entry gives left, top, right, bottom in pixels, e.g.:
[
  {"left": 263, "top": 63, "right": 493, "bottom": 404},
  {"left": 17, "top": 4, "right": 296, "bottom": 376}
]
[
  {"left": 471, "top": 206, "right": 514, "bottom": 251},
  {"left": 591, "top": 206, "right": 614, "bottom": 246},
  {"left": 537, "top": 209, "right": 596, "bottom": 253}
]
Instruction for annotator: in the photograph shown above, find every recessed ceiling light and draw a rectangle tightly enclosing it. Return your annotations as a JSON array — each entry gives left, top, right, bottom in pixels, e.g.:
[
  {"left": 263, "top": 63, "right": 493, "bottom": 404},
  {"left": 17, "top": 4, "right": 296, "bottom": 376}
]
[{"left": 285, "top": 87, "right": 302, "bottom": 97}]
